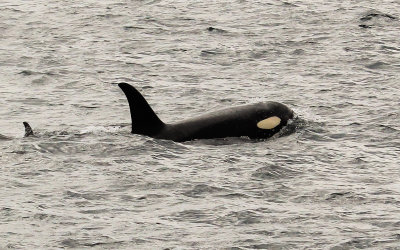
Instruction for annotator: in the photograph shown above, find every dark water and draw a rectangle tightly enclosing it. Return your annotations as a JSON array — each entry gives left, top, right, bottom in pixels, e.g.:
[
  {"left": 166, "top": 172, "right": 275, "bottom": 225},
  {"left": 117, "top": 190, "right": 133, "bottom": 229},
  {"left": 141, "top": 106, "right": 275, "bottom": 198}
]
[{"left": 1, "top": 0, "right": 399, "bottom": 249}]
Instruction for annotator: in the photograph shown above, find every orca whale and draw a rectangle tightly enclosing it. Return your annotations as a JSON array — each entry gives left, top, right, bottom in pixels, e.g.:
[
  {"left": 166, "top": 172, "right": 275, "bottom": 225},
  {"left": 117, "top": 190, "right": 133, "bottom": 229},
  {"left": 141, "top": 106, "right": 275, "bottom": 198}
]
[
  {"left": 23, "top": 122, "right": 34, "bottom": 137},
  {"left": 118, "top": 83, "right": 293, "bottom": 142}
]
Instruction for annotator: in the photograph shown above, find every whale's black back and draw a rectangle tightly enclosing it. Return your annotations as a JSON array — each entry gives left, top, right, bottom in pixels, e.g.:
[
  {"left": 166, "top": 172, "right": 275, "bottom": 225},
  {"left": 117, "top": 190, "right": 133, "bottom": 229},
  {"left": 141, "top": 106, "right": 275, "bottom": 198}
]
[{"left": 164, "top": 102, "right": 292, "bottom": 141}]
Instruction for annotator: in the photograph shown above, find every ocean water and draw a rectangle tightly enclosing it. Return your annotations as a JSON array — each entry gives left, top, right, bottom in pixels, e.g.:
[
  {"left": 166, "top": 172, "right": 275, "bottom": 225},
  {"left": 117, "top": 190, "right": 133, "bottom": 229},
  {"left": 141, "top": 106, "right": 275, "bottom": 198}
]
[{"left": 1, "top": 0, "right": 399, "bottom": 249}]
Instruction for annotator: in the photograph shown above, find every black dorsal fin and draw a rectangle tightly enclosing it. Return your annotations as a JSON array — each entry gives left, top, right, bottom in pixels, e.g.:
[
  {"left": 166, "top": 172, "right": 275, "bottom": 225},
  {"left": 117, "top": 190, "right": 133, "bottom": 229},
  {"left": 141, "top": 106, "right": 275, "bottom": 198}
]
[
  {"left": 23, "top": 122, "right": 34, "bottom": 137},
  {"left": 118, "top": 83, "right": 165, "bottom": 136}
]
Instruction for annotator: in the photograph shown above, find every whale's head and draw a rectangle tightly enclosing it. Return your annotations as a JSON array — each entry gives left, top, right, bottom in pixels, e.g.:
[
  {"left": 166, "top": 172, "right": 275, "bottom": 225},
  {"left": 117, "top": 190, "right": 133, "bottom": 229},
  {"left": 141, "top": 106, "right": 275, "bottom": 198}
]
[{"left": 252, "top": 102, "right": 294, "bottom": 138}]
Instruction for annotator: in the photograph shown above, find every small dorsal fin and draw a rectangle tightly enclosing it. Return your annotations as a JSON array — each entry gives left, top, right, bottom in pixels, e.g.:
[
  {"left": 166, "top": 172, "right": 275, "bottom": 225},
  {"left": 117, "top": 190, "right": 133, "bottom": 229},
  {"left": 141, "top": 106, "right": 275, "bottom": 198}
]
[
  {"left": 118, "top": 83, "right": 165, "bottom": 136},
  {"left": 23, "top": 122, "right": 34, "bottom": 137}
]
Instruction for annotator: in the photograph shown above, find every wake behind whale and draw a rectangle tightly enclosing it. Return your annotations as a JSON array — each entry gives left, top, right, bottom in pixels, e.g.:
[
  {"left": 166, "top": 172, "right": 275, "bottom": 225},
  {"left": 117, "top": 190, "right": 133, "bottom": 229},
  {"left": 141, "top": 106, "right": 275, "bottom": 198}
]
[{"left": 0, "top": 122, "right": 34, "bottom": 140}]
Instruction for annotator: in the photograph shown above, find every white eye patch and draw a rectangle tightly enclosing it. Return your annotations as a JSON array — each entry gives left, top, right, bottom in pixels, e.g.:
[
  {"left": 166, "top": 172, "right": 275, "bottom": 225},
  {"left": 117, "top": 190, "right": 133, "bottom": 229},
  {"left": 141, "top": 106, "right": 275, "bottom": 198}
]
[{"left": 257, "top": 116, "right": 281, "bottom": 129}]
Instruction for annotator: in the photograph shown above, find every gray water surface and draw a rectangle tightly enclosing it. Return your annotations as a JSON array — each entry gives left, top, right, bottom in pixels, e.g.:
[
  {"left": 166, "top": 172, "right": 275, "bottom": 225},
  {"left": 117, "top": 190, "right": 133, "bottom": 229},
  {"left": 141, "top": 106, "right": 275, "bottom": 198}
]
[{"left": 1, "top": 0, "right": 399, "bottom": 249}]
